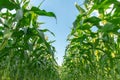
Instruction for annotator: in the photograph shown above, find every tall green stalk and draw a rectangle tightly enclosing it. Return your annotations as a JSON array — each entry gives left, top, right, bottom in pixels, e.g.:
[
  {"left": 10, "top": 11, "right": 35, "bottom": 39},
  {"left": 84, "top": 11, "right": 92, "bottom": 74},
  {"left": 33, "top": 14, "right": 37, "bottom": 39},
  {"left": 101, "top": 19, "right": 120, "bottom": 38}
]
[
  {"left": 62, "top": 0, "right": 120, "bottom": 80},
  {"left": 0, "top": 0, "right": 60, "bottom": 80}
]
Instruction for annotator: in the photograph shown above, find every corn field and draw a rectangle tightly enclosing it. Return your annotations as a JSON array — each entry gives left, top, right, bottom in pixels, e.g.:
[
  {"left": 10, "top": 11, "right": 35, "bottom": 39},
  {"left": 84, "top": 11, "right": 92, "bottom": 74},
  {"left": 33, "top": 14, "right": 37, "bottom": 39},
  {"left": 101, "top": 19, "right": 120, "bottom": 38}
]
[{"left": 0, "top": 0, "right": 120, "bottom": 80}]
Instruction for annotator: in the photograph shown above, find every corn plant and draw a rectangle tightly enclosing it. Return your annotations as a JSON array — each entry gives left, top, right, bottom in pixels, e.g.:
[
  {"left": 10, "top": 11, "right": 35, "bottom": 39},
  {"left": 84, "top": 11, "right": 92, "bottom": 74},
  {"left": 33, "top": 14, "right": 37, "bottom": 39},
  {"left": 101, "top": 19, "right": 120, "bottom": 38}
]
[
  {"left": 62, "top": 0, "right": 120, "bottom": 80},
  {"left": 0, "top": 0, "right": 60, "bottom": 80}
]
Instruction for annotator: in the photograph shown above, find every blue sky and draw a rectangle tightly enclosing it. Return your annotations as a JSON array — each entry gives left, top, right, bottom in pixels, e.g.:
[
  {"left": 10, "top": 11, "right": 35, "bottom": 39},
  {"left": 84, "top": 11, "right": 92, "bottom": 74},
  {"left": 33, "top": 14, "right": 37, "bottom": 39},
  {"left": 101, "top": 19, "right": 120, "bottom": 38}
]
[{"left": 31, "top": 0, "right": 84, "bottom": 65}]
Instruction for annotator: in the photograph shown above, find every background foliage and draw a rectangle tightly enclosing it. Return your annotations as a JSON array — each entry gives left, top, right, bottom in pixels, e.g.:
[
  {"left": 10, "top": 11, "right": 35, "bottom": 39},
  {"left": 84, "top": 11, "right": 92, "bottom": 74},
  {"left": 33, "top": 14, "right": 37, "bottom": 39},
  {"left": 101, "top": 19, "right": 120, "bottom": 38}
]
[
  {"left": 0, "top": 0, "right": 60, "bottom": 80},
  {"left": 62, "top": 0, "right": 120, "bottom": 80}
]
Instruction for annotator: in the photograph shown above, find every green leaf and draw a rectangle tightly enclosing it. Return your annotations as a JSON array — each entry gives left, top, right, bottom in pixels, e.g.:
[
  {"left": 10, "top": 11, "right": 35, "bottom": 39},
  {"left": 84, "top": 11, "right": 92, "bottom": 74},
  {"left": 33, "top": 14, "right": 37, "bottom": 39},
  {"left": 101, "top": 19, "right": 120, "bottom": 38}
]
[
  {"left": 30, "top": 7, "right": 56, "bottom": 18},
  {"left": 22, "top": 0, "right": 30, "bottom": 9},
  {"left": 28, "top": 41, "right": 33, "bottom": 51},
  {"left": 84, "top": 16, "right": 101, "bottom": 25},
  {"left": 37, "top": 29, "right": 45, "bottom": 42},
  {"left": 40, "top": 29, "right": 55, "bottom": 36},
  {"left": 0, "top": 38, "right": 8, "bottom": 51},
  {"left": 82, "top": 23, "right": 91, "bottom": 30},
  {"left": 75, "top": 2, "right": 85, "bottom": 14},
  {"left": 100, "top": 22, "right": 115, "bottom": 32},
  {"left": 0, "top": 0, "right": 19, "bottom": 10}
]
